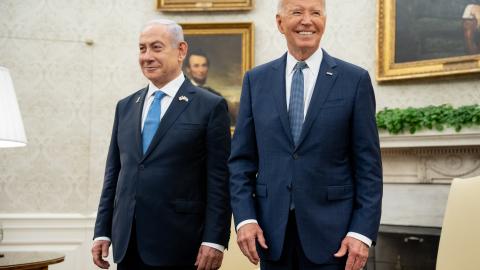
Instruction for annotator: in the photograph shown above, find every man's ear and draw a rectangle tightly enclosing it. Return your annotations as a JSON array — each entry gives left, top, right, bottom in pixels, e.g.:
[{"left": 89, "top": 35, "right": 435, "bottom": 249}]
[
  {"left": 178, "top": 41, "right": 188, "bottom": 61},
  {"left": 276, "top": 14, "right": 285, "bottom": 34}
]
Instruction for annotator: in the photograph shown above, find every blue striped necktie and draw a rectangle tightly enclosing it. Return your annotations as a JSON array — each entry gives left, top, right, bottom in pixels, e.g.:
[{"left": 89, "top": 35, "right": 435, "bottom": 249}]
[
  {"left": 142, "top": 91, "right": 165, "bottom": 154},
  {"left": 289, "top": 61, "right": 308, "bottom": 146}
]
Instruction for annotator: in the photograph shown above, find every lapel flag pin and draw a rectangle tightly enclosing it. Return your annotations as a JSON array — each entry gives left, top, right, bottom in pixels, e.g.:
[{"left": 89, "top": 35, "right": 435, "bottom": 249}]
[
  {"left": 326, "top": 72, "right": 333, "bottom": 76},
  {"left": 136, "top": 96, "right": 141, "bottom": 103},
  {"left": 179, "top": 96, "right": 189, "bottom": 102}
]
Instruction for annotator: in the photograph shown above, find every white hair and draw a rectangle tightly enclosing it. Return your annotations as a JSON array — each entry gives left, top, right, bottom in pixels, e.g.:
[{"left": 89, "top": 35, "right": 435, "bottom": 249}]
[
  {"left": 277, "top": 0, "right": 326, "bottom": 14},
  {"left": 142, "top": 19, "right": 184, "bottom": 46}
]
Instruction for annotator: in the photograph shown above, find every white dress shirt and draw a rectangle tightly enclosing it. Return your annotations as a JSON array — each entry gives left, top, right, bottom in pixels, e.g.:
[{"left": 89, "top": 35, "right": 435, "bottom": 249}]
[
  {"left": 95, "top": 72, "right": 225, "bottom": 252},
  {"left": 141, "top": 73, "right": 185, "bottom": 131},
  {"left": 237, "top": 48, "right": 373, "bottom": 247}
]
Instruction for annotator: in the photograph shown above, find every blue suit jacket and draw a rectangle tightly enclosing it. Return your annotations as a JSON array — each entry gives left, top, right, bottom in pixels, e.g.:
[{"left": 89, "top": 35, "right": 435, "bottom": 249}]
[
  {"left": 229, "top": 51, "right": 382, "bottom": 264},
  {"left": 94, "top": 79, "right": 231, "bottom": 266}
]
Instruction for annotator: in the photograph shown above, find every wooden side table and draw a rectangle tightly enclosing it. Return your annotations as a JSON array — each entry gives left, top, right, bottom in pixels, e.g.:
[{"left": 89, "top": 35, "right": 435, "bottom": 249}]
[{"left": 0, "top": 252, "right": 64, "bottom": 270}]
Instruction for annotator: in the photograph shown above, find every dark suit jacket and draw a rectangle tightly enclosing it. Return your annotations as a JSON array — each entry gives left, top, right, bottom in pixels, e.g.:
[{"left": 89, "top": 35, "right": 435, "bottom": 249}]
[
  {"left": 94, "top": 79, "right": 231, "bottom": 266},
  {"left": 229, "top": 50, "right": 383, "bottom": 264}
]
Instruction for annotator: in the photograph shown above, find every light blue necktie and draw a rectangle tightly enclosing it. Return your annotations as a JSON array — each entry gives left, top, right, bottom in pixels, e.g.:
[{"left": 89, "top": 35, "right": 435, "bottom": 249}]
[
  {"left": 288, "top": 61, "right": 307, "bottom": 210},
  {"left": 142, "top": 91, "right": 165, "bottom": 154},
  {"left": 289, "top": 61, "right": 308, "bottom": 146}
]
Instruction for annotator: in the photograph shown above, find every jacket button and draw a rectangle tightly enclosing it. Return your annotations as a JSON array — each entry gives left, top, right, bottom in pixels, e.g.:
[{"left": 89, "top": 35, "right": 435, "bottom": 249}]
[
  {"left": 293, "top": 153, "right": 299, "bottom": 160},
  {"left": 139, "top": 164, "right": 145, "bottom": 170},
  {"left": 287, "top": 184, "right": 292, "bottom": 191}
]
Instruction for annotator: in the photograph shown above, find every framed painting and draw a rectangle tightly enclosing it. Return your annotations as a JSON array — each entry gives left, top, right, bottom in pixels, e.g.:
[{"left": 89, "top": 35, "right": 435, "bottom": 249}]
[
  {"left": 377, "top": 0, "right": 480, "bottom": 82},
  {"left": 158, "top": 0, "right": 253, "bottom": 12},
  {"left": 180, "top": 22, "right": 254, "bottom": 127}
]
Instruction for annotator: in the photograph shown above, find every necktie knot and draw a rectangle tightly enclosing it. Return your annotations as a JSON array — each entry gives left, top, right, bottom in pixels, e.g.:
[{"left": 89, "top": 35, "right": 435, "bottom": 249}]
[
  {"left": 153, "top": 91, "right": 166, "bottom": 100},
  {"left": 294, "top": 61, "right": 308, "bottom": 71}
]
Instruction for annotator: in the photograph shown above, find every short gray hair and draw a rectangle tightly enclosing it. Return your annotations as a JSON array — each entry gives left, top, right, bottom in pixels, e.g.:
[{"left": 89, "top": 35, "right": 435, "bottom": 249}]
[
  {"left": 142, "top": 19, "right": 184, "bottom": 46},
  {"left": 277, "top": 0, "right": 326, "bottom": 14}
]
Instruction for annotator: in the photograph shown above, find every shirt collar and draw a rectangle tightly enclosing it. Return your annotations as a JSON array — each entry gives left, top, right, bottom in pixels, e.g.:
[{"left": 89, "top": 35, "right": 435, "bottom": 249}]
[
  {"left": 286, "top": 47, "right": 323, "bottom": 75},
  {"left": 147, "top": 72, "right": 186, "bottom": 98}
]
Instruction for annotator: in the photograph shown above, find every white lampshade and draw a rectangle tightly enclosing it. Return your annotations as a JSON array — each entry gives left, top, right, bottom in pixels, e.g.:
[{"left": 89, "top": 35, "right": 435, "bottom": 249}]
[{"left": 0, "top": 66, "right": 27, "bottom": 148}]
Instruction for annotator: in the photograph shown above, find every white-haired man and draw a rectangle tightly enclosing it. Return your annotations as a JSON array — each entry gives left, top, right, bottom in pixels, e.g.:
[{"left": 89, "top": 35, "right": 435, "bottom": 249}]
[
  {"left": 229, "top": 0, "right": 383, "bottom": 269},
  {"left": 91, "top": 19, "right": 231, "bottom": 270}
]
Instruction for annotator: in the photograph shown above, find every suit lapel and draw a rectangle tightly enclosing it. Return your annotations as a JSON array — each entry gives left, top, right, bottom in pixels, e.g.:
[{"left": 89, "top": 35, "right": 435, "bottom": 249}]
[
  {"left": 134, "top": 87, "right": 149, "bottom": 157},
  {"left": 296, "top": 50, "right": 338, "bottom": 150},
  {"left": 271, "top": 54, "right": 295, "bottom": 146},
  {"left": 141, "top": 79, "right": 195, "bottom": 161}
]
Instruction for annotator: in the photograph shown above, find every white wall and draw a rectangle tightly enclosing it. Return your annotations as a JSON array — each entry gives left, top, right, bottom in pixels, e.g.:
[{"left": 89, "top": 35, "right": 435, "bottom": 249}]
[{"left": 0, "top": 213, "right": 101, "bottom": 269}]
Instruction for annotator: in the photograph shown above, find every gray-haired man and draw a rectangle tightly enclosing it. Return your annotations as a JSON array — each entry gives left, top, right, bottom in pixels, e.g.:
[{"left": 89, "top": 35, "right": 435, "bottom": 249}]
[{"left": 91, "top": 19, "right": 231, "bottom": 270}]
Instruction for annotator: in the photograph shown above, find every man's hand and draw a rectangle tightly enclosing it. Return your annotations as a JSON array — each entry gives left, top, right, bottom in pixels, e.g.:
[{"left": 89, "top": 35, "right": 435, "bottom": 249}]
[
  {"left": 236, "top": 223, "right": 268, "bottom": 265},
  {"left": 91, "top": 240, "right": 111, "bottom": 269},
  {"left": 195, "top": 245, "right": 224, "bottom": 270},
  {"left": 334, "top": 236, "right": 369, "bottom": 270}
]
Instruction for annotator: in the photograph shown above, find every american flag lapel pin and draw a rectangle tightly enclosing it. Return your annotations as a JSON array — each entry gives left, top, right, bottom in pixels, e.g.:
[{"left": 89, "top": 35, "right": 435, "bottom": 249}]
[
  {"left": 179, "top": 96, "right": 189, "bottom": 102},
  {"left": 136, "top": 96, "right": 141, "bottom": 103},
  {"left": 326, "top": 72, "right": 333, "bottom": 76}
]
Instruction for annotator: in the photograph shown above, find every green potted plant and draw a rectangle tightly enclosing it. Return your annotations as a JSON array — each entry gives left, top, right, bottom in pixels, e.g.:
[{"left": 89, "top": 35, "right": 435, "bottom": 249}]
[{"left": 376, "top": 104, "right": 480, "bottom": 134}]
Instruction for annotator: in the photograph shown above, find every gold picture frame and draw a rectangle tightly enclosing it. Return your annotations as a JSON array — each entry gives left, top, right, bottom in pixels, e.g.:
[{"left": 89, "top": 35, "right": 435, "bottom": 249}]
[
  {"left": 181, "top": 22, "right": 254, "bottom": 128},
  {"left": 158, "top": 0, "right": 253, "bottom": 12},
  {"left": 377, "top": 0, "right": 480, "bottom": 82}
]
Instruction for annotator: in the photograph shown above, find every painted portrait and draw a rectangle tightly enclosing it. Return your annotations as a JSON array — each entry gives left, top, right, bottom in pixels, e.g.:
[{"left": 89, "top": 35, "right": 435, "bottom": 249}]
[
  {"left": 157, "top": 0, "right": 253, "bottom": 12},
  {"left": 396, "top": 0, "right": 480, "bottom": 63},
  {"left": 181, "top": 23, "right": 253, "bottom": 127},
  {"left": 377, "top": 0, "right": 480, "bottom": 81}
]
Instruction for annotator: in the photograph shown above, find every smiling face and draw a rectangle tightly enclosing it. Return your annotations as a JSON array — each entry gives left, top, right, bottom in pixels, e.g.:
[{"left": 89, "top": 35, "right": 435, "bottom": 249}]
[
  {"left": 138, "top": 24, "right": 188, "bottom": 88},
  {"left": 276, "top": 0, "right": 326, "bottom": 60}
]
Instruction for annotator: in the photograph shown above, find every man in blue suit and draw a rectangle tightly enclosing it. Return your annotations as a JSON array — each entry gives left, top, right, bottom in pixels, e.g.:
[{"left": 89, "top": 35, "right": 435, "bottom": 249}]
[
  {"left": 91, "top": 19, "right": 231, "bottom": 270},
  {"left": 229, "top": 0, "right": 382, "bottom": 269}
]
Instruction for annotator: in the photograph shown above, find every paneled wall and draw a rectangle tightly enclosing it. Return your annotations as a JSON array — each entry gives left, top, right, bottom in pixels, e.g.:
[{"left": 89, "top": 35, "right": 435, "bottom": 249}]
[{"left": 0, "top": 214, "right": 254, "bottom": 270}]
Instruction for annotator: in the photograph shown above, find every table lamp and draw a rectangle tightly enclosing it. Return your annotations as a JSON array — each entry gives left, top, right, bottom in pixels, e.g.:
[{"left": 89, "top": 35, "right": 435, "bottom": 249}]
[{"left": 0, "top": 66, "right": 27, "bottom": 257}]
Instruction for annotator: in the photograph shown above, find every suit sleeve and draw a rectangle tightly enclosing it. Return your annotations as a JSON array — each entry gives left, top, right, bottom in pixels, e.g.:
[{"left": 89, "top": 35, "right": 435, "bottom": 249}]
[
  {"left": 203, "top": 98, "right": 232, "bottom": 247},
  {"left": 348, "top": 71, "right": 383, "bottom": 244},
  {"left": 93, "top": 102, "right": 121, "bottom": 239},
  {"left": 228, "top": 71, "right": 260, "bottom": 228}
]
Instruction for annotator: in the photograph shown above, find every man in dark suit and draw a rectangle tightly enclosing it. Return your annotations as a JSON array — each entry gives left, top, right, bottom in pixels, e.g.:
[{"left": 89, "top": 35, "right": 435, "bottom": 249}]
[
  {"left": 91, "top": 19, "right": 231, "bottom": 270},
  {"left": 229, "top": 0, "right": 383, "bottom": 269}
]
